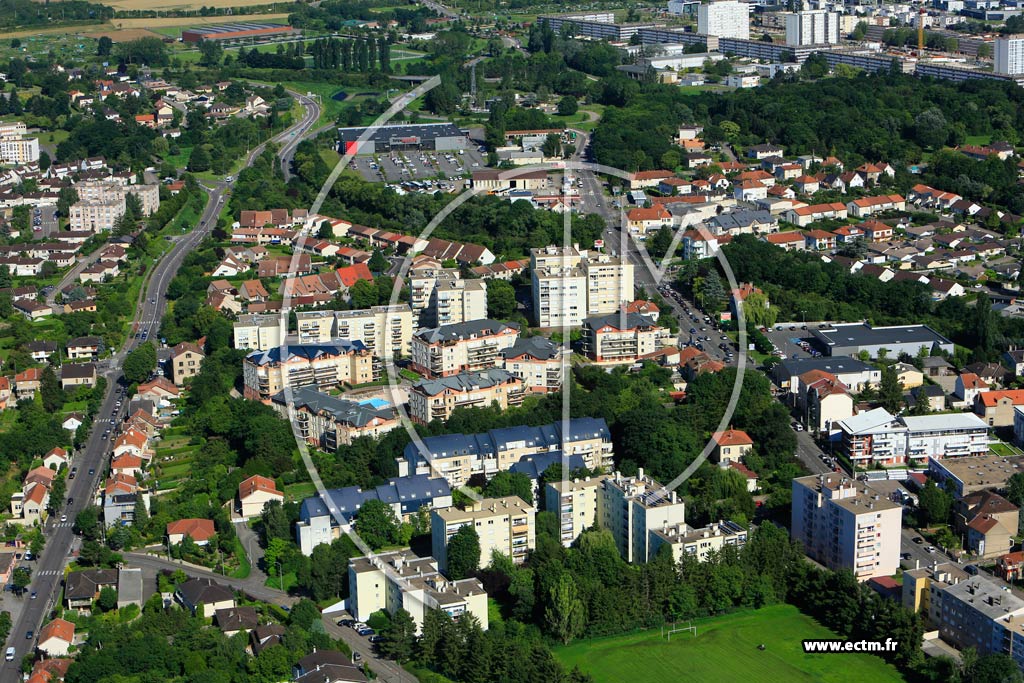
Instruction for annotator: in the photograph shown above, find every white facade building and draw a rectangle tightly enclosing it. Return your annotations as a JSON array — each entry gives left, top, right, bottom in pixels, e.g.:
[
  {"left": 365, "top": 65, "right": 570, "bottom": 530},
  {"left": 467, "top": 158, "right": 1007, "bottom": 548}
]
[
  {"left": 995, "top": 35, "right": 1024, "bottom": 75},
  {"left": 697, "top": 0, "right": 750, "bottom": 39},
  {"left": 784, "top": 10, "right": 841, "bottom": 46}
]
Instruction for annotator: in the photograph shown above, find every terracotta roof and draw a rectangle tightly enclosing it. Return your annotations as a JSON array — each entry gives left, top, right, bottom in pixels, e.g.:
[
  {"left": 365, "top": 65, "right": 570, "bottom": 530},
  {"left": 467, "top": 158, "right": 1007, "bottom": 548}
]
[
  {"left": 850, "top": 194, "right": 904, "bottom": 208},
  {"left": 968, "top": 514, "right": 1000, "bottom": 534},
  {"left": 627, "top": 206, "right": 671, "bottom": 222},
  {"left": 337, "top": 263, "right": 373, "bottom": 288},
  {"left": 167, "top": 518, "right": 216, "bottom": 543},
  {"left": 39, "top": 618, "right": 74, "bottom": 644},
  {"left": 171, "top": 341, "right": 204, "bottom": 358},
  {"left": 24, "top": 483, "right": 47, "bottom": 505},
  {"left": 959, "top": 372, "right": 988, "bottom": 390},
  {"left": 793, "top": 202, "right": 846, "bottom": 216},
  {"left": 111, "top": 454, "right": 143, "bottom": 470},
  {"left": 713, "top": 429, "right": 753, "bottom": 447},
  {"left": 239, "top": 474, "right": 281, "bottom": 500},
  {"left": 137, "top": 376, "right": 180, "bottom": 396},
  {"left": 764, "top": 232, "right": 805, "bottom": 244},
  {"left": 104, "top": 473, "right": 138, "bottom": 495},
  {"left": 632, "top": 170, "right": 675, "bottom": 181},
  {"left": 977, "top": 389, "right": 1024, "bottom": 407},
  {"left": 728, "top": 461, "right": 758, "bottom": 479}
]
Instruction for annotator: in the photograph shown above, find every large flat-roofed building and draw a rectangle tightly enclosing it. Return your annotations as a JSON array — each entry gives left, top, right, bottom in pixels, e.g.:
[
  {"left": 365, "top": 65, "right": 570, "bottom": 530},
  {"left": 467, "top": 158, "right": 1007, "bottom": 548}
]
[
  {"left": 791, "top": 473, "right": 902, "bottom": 580},
  {"left": 600, "top": 469, "right": 686, "bottom": 563},
  {"left": 933, "top": 575, "right": 1024, "bottom": 656},
  {"left": 296, "top": 474, "right": 452, "bottom": 555},
  {"left": 531, "top": 245, "right": 634, "bottom": 328},
  {"left": 649, "top": 519, "right": 747, "bottom": 563},
  {"left": 697, "top": 1, "right": 749, "bottom": 39},
  {"left": 409, "top": 368, "right": 525, "bottom": 424},
  {"left": 0, "top": 134, "right": 39, "bottom": 165},
  {"left": 838, "top": 407, "right": 988, "bottom": 467},
  {"left": 242, "top": 341, "right": 376, "bottom": 401},
  {"left": 270, "top": 384, "right": 398, "bottom": 449},
  {"left": 995, "top": 35, "right": 1024, "bottom": 75},
  {"left": 233, "top": 313, "right": 284, "bottom": 351},
  {"left": 538, "top": 13, "right": 656, "bottom": 41},
  {"left": 409, "top": 319, "right": 519, "bottom": 378},
  {"left": 902, "top": 561, "right": 969, "bottom": 624},
  {"left": 431, "top": 496, "right": 536, "bottom": 571},
  {"left": 810, "top": 322, "right": 954, "bottom": 358},
  {"left": 338, "top": 123, "right": 469, "bottom": 155},
  {"left": 181, "top": 22, "right": 296, "bottom": 44},
  {"left": 928, "top": 454, "right": 1024, "bottom": 498},
  {"left": 295, "top": 305, "right": 414, "bottom": 358},
  {"left": 398, "top": 417, "right": 614, "bottom": 488},
  {"left": 784, "top": 10, "right": 840, "bottom": 46}
]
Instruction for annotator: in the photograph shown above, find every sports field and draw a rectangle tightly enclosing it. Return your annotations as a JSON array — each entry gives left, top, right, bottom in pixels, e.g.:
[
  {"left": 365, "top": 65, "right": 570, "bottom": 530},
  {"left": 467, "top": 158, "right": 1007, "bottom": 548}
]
[{"left": 554, "top": 605, "right": 906, "bottom": 683}]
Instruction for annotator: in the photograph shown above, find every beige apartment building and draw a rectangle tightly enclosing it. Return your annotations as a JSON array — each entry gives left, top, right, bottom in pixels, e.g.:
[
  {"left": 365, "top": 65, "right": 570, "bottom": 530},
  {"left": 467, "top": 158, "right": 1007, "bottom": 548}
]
[
  {"left": 431, "top": 277, "right": 487, "bottom": 327},
  {"left": 582, "top": 312, "right": 665, "bottom": 364},
  {"left": 242, "top": 341, "right": 376, "bottom": 401},
  {"left": 295, "top": 305, "right": 414, "bottom": 358},
  {"left": 600, "top": 469, "right": 687, "bottom": 563},
  {"left": 410, "top": 266, "right": 459, "bottom": 317},
  {"left": 70, "top": 181, "right": 160, "bottom": 232},
  {"left": 902, "top": 561, "right": 968, "bottom": 624},
  {"left": 169, "top": 342, "right": 205, "bottom": 386},
  {"left": 497, "top": 336, "right": 564, "bottom": 393},
  {"left": 531, "top": 245, "right": 635, "bottom": 328},
  {"left": 546, "top": 475, "right": 609, "bottom": 547},
  {"left": 431, "top": 496, "right": 536, "bottom": 571},
  {"left": 410, "top": 319, "right": 520, "bottom": 378},
  {"left": 791, "top": 473, "right": 902, "bottom": 580},
  {"left": 270, "top": 384, "right": 399, "bottom": 449},
  {"left": 70, "top": 201, "right": 124, "bottom": 233},
  {"left": 409, "top": 368, "right": 525, "bottom": 424},
  {"left": 232, "top": 314, "right": 285, "bottom": 351},
  {"left": 347, "top": 549, "right": 489, "bottom": 634},
  {"left": 649, "top": 520, "right": 748, "bottom": 563},
  {"left": 0, "top": 135, "right": 39, "bottom": 164}
]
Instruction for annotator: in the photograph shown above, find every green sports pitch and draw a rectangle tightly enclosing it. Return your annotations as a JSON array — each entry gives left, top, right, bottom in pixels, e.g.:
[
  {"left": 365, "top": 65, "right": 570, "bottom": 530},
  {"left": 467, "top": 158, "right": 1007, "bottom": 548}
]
[{"left": 554, "top": 604, "right": 906, "bottom": 683}]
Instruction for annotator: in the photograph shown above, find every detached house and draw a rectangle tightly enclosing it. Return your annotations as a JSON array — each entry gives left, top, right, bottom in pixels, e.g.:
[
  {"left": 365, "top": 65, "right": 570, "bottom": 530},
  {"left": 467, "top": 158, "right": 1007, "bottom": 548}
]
[
  {"left": 168, "top": 342, "right": 205, "bottom": 386},
  {"left": 847, "top": 194, "right": 906, "bottom": 218},
  {"left": 238, "top": 475, "right": 284, "bottom": 519},
  {"left": 176, "top": 578, "right": 235, "bottom": 617},
  {"left": 783, "top": 202, "right": 848, "bottom": 227}
]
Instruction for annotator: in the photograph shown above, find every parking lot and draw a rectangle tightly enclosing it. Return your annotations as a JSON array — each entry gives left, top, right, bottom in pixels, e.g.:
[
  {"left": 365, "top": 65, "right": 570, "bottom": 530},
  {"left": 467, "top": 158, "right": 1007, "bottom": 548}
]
[
  {"left": 764, "top": 323, "right": 833, "bottom": 360},
  {"left": 348, "top": 148, "right": 488, "bottom": 184}
]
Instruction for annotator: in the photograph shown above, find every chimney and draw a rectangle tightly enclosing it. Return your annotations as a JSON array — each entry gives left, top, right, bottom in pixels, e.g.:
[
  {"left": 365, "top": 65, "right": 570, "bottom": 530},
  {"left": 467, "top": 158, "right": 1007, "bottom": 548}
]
[{"left": 638, "top": 467, "right": 645, "bottom": 481}]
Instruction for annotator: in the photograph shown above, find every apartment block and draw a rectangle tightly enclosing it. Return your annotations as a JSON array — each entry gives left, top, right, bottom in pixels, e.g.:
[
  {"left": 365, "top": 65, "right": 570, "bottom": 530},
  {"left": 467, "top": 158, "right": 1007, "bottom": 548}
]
[
  {"left": 347, "top": 549, "right": 488, "bottom": 634},
  {"left": 497, "top": 336, "right": 564, "bottom": 393},
  {"left": 697, "top": 0, "right": 750, "bottom": 39},
  {"left": 582, "top": 312, "right": 666, "bottom": 364},
  {"left": 649, "top": 519, "right": 748, "bottom": 563},
  {"left": 398, "top": 417, "right": 614, "bottom": 488},
  {"left": 430, "top": 277, "right": 487, "bottom": 328},
  {"left": 270, "top": 384, "right": 398, "bottom": 449},
  {"left": 69, "top": 201, "right": 124, "bottom": 233},
  {"left": 0, "top": 134, "right": 39, "bottom": 165},
  {"left": 837, "top": 407, "right": 988, "bottom": 467},
  {"left": 70, "top": 181, "right": 160, "bottom": 232},
  {"left": 902, "top": 561, "right": 968, "bottom": 625},
  {"left": 599, "top": 469, "right": 686, "bottom": 563},
  {"left": 996, "top": 35, "right": 1024, "bottom": 75},
  {"left": 409, "top": 267, "right": 459, "bottom": 320},
  {"left": 242, "top": 341, "right": 376, "bottom": 401},
  {"left": 431, "top": 496, "right": 536, "bottom": 571},
  {"left": 791, "top": 473, "right": 902, "bottom": 580},
  {"left": 232, "top": 313, "right": 285, "bottom": 351},
  {"left": 409, "top": 319, "right": 519, "bottom": 378},
  {"left": 935, "top": 575, "right": 1024, "bottom": 655},
  {"left": 530, "top": 245, "right": 634, "bottom": 328},
  {"left": 295, "top": 305, "right": 414, "bottom": 358},
  {"left": 546, "top": 475, "right": 609, "bottom": 547},
  {"left": 409, "top": 368, "right": 525, "bottom": 424},
  {"left": 784, "top": 10, "right": 840, "bottom": 46}
]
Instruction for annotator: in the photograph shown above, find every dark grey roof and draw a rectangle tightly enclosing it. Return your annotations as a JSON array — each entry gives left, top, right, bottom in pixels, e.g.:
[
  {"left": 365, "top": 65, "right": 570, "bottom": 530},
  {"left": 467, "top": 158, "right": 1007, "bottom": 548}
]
[
  {"left": 775, "top": 356, "right": 876, "bottom": 378},
  {"left": 24, "top": 341, "right": 56, "bottom": 352},
  {"left": 338, "top": 122, "right": 464, "bottom": 146},
  {"left": 500, "top": 335, "right": 560, "bottom": 361},
  {"left": 177, "top": 578, "right": 233, "bottom": 607},
  {"left": 246, "top": 341, "right": 367, "bottom": 367},
  {"left": 583, "top": 312, "right": 652, "bottom": 331},
  {"left": 811, "top": 323, "right": 953, "bottom": 350},
  {"left": 271, "top": 385, "right": 394, "bottom": 428},
  {"left": 414, "top": 319, "right": 518, "bottom": 344},
  {"left": 67, "top": 335, "right": 103, "bottom": 348},
  {"left": 413, "top": 368, "right": 518, "bottom": 397},
  {"left": 299, "top": 473, "right": 451, "bottom": 523},
  {"left": 706, "top": 210, "right": 775, "bottom": 233},
  {"left": 65, "top": 569, "right": 119, "bottom": 601},
  {"left": 509, "top": 451, "right": 587, "bottom": 480},
  {"left": 215, "top": 605, "right": 259, "bottom": 632},
  {"left": 61, "top": 363, "right": 96, "bottom": 379}
]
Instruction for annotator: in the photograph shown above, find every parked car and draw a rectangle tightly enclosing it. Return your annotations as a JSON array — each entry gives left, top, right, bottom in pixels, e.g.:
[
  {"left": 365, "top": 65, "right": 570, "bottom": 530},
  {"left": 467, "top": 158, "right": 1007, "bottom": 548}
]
[
  {"left": 964, "top": 564, "right": 979, "bottom": 576},
  {"left": 357, "top": 627, "right": 375, "bottom": 637},
  {"left": 25, "top": 630, "right": 33, "bottom": 640},
  {"left": 912, "top": 537, "right": 924, "bottom": 545}
]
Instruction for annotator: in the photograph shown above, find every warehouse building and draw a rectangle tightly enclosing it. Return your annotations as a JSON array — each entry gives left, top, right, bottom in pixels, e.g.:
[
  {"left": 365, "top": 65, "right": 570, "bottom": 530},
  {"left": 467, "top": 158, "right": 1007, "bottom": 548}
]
[
  {"left": 810, "top": 322, "right": 954, "bottom": 358},
  {"left": 181, "top": 22, "right": 296, "bottom": 44},
  {"left": 338, "top": 123, "right": 469, "bottom": 155}
]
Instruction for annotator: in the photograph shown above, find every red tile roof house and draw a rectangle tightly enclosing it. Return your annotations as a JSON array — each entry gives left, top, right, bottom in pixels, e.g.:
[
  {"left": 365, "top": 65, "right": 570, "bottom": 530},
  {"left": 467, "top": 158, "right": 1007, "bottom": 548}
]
[
  {"left": 167, "top": 518, "right": 216, "bottom": 546},
  {"left": 711, "top": 429, "right": 753, "bottom": 464},
  {"left": 997, "top": 551, "right": 1024, "bottom": 581},
  {"left": 238, "top": 474, "right": 283, "bottom": 519},
  {"left": 37, "top": 618, "right": 75, "bottom": 657}
]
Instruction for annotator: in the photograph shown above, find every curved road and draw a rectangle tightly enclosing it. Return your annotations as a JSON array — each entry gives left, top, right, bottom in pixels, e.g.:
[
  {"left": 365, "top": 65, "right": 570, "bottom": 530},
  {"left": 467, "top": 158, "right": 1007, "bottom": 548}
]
[{"left": 0, "top": 92, "right": 321, "bottom": 678}]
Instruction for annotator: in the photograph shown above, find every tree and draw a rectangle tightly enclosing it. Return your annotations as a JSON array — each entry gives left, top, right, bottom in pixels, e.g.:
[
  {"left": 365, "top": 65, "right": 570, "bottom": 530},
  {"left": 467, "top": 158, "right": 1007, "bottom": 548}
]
[
  {"left": 918, "top": 479, "right": 952, "bottom": 527},
  {"left": 486, "top": 280, "right": 516, "bottom": 319},
  {"left": 260, "top": 499, "right": 291, "bottom": 543},
  {"left": 379, "top": 608, "right": 416, "bottom": 663},
  {"left": 742, "top": 291, "right": 777, "bottom": 328},
  {"left": 878, "top": 363, "right": 903, "bottom": 413},
  {"left": 557, "top": 96, "right": 578, "bottom": 117},
  {"left": 198, "top": 40, "right": 224, "bottom": 67},
  {"left": 74, "top": 506, "right": 102, "bottom": 541},
  {"left": 40, "top": 366, "right": 64, "bottom": 414},
  {"left": 123, "top": 342, "right": 156, "bottom": 384},
  {"left": 354, "top": 499, "right": 400, "bottom": 549},
  {"left": 97, "top": 586, "right": 118, "bottom": 612},
  {"left": 187, "top": 145, "right": 212, "bottom": 173},
  {"left": 368, "top": 249, "right": 389, "bottom": 274},
  {"left": 545, "top": 573, "right": 585, "bottom": 644},
  {"left": 97, "top": 36, "right": 112, "bottom": 56},
  {"left": 12, "top": 567, "right": 30, "bottom": 595},
  {"left": 541, "top": 133, "right": 562, "bottom": 158},
  {"left": 348, "top": 279, "right": 378, "bottom": 309},
  {"left": 483, "top": 470, "right": 534, "bottom": 505},
  {"left": 914, "top": 108, "right": 949, "bottom": 150},
  {"left": 0, "top": 612, "right": 10, "bottom": 642},
  {"left": 852, "top": 21, "right": 868, "bottom": 40},
  {"left": 48, "top": 475, "right": 66, "bottom": 515},
  {"left": 446, "top": 524, "right": 480, "bottom": 579}
]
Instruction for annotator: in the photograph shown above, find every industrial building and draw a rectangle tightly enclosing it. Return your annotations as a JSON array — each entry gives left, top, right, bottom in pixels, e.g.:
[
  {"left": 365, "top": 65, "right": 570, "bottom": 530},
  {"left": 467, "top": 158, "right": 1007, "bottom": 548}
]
[
  {"left": 180, "top": 22, "right": 296, "bottom": 44},
  {"left": 337, "top": 123, "right": 469, "bottom": 155},
  {"left": 809, "top": 322, "right": 954, "bottom": 358}
]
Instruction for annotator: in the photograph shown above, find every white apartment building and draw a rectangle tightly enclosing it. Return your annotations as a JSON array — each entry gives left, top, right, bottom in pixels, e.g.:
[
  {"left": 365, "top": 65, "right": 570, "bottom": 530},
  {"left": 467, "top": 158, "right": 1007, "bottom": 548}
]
[
  {"left": 837, "top": 407, "right": 989, "bottom": 467},
  {"left": 784, "top": 10, "right": 841, "bottom": 46},
  {"left": 295, "top": 305, "right": 414, "bottom": 358},
  {"left": 0, "top": 122, "right": 28, "bottom": 137},
  {"left": 791, "top": 473, "right": 902, "bottom": 580},
  {"left": 649, "top": 519, "right": 748, "bottom": 563},
  {"left": 348, "top": 549, "right": 488, "bottom": 634},
  {"left": 599, "top": 469, "right": 686, "bottom": 563},
  {"left": 69, "top": 201, "right": 124, "bottom": 233},
  {"left": 431, "top": 278, "right": 487, "bottom": 328},
  {"left": 409, "top": 267, "right": 459, "bottom": 321},
  {"left": 431, "top": 496, "right": 536, "bottom": 572},
  {"left": 497, "top": 336, "right": 564, "bottom": 393},
  {"left": 697, "top": 0, "right": 750, "bottom": 39},
  {"left": 546, "top": 475, "right": 608, "bottom": 547},
  {"left": 70, "top": 181, "right": 160, "bottom": 232},
  {"left": 0, "top": 135, "right": 39, "bottom": 165},
  {"left": 995, "top": 35, "right": 1024, "bottom": 75},
  {"left": 582, "top": 312, "right": 666, "bottom": 364},
  {"left": 233, "top": 313, "right": 284, "bottom": 351},
  {"left": 531, "top": 245, "right": 634, "bottom": 328},
  {"left": 408, "top": 368, "right": 525, "bottom": 424},
  {"left": 409, "top": 319, "right": 519, "bottom": 378}
]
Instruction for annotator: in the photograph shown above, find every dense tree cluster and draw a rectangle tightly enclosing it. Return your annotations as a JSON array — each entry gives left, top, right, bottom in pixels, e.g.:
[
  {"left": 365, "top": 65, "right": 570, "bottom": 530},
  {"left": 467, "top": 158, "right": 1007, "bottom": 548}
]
[
  {"left": 0, "top": 0, "right": 112, "bottom": 30},
  {"left": 309, "top": 36, "right": 390, "bottom": 72}
]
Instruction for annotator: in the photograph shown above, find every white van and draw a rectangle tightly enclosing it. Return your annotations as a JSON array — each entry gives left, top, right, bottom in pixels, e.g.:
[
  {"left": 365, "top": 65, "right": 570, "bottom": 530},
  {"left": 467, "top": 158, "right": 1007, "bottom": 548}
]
[{"left": 5, "top": 646, "right": 14, "bottom": 661}]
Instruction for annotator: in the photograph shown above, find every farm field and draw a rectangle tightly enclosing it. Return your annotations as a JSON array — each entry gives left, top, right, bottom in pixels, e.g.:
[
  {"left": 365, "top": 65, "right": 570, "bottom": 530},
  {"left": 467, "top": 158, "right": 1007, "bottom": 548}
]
[
  {"left": 554, "top": 605, "right": 906, "bottom": 683},
  {"left": 102, "top": 0, "right": 288, "bottom": 9}
]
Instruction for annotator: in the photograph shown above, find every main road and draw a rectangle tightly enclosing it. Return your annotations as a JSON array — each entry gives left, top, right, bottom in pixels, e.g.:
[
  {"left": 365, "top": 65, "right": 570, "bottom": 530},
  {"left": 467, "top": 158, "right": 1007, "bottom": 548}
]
[{"left": 0, "top": 91, "right": 321, "bottom": 678}]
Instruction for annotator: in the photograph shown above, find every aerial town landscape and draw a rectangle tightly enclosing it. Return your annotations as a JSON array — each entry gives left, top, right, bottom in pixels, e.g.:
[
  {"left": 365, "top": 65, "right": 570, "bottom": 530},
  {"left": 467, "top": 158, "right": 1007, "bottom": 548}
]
[{"left": 4, "top": 0, "right": 1024, "bottom": 681}]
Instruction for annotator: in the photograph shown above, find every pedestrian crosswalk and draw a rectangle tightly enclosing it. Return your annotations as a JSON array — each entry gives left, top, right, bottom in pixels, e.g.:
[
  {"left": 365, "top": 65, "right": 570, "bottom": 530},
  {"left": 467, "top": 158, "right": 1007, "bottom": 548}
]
[
  {"left": 52, "top": 522, "right": 72, "bottom": 529},
  {"left": 36, "top": 570, "right": 60, "bottom": 577}
]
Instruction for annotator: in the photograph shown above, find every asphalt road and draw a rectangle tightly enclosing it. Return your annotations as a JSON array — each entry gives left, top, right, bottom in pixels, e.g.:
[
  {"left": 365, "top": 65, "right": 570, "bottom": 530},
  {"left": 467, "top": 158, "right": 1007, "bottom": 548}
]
[
  {"left": 0, "top": 91, "right": 322, "bottom": 678},
  {"left": 279, "top": 91, "right": 323, "bottom": 183}
]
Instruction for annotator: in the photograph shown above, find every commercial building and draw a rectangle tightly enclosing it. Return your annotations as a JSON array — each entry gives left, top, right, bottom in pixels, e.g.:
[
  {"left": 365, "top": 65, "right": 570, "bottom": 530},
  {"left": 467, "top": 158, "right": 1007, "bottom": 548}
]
[
  {"left": 531, "top": 245, "right": 634, "bottom": 328},
  {"left": 784, "top": 10, "right": 840, "bottom": 46},
  {"left": 791, "top": 473, "right": 902, "bottom": 580},
  {"left": 995, "top": 35, "right": 1024, "bottom": 75},
  {"left": 398, "top": 417, "right": 614, "bottom": 488},
  {"left": 431, "top": 496, "right": 536, "bottom": 571},
  {"left": 409, "top": 368, "right": 524, "bottom": 424},
  {"left": 599, "top": 469, "right": 687, "bottom": 563},
  {"left": 809, "top": 322, "right": 954, "bottom": 358},
  {"left": 181, "top": 22, "right": 296, "bottom": 44},
  {"left": 296, "top": 474, "right": 452, "bottom": 555},
  {"left": 232, "top": 314, "right": 284, "bottom": 351},
  {"left": 295, "top": 305, "right": 414, "bottom": 358},
  {"left": 581, "top": 312, "right": 666, "bottom": 364},
  {"left": 409, "top": 319, "right": 520, "bottom": 378},
  {"left": 270, "top": 384, "right": 398, "bottom": 449},
  {"left": 338, "top": 123, "right": 469, "bottom": 155},
  {"left": 242, "top": 341, "right": 376, "bottom": 401},
  {"left": 347, "top": 549, "right": 488, "bottom": 634},
  {"left": 837, "top": 408, "right": 988, "bottom": 466},
  {"left": 649, "top": 519, "right": 747, "bottom": 563},
  {"left": 697, "top": 1, "right": 750, "bottom": 39},
  {"left": 929, "top": 454, "right": 1024, "bottom": 497},
  {"left": 492, "top": 336, "right": 562, "bottom": 393}
]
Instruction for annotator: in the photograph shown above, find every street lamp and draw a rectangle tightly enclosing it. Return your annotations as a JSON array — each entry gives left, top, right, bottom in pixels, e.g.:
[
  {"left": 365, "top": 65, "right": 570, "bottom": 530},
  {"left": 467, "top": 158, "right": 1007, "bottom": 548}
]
[{"left": 274, "top": 561, "right": 284, "bottom": 591}]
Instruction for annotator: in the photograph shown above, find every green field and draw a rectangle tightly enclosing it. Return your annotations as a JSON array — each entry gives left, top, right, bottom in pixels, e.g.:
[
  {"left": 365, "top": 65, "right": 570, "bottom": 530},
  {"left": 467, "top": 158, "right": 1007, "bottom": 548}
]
[{"left": 554, "top": 605, "right": 905, "bottom": 683}]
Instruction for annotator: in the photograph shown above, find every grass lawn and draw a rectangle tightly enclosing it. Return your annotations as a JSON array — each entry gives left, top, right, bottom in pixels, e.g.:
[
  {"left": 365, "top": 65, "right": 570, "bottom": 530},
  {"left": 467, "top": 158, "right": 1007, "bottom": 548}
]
[
  {"left": 965, "top": 134, "right": 992, "bottom": 146},
  {"left": 990, "top": 442, "right": 1023, "bottom": 456},
  {"left": 265, "top": 571, "right": 297, "bottom": 592},
  {"left": 283, "top": 481, "right": 316, "bottom": 501},
  {"left": 554, "top": 605, "right": 905, "bottom": 683},
  {"left": 229, "top": 537, "right": 251, "bottom": 579}
]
